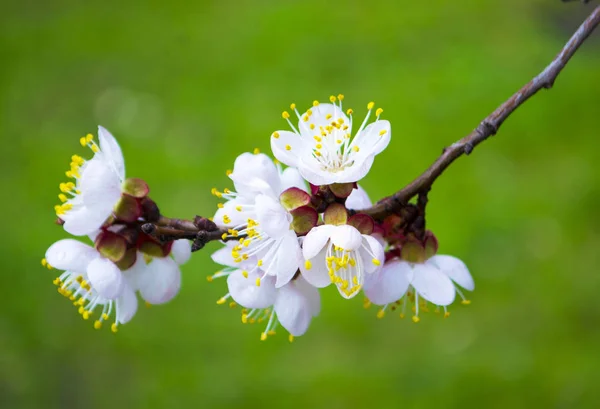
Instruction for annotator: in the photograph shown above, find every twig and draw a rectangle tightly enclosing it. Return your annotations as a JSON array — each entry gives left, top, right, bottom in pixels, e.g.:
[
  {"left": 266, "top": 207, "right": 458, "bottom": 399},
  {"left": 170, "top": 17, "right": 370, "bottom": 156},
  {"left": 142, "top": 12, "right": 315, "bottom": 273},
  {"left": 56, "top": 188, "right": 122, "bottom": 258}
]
[{"left": 363, "top": 5, "right": 600, "bottom": 220}]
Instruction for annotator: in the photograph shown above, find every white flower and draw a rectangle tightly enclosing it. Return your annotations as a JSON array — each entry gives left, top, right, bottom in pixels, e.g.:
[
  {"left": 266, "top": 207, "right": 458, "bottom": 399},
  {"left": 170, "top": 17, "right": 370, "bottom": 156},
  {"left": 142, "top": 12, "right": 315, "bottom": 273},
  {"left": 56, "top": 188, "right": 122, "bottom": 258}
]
[
  {"left": 55, "top": 126, "right": 126, "bottom": 236},
  {"left": 345, "top": 185, "right": 372, "bottom": 211},
  {"left": 364, "top": 255, "right": 474, "bottom": 321},
  {"left": 128, "top": 239, "right": 191, "bottom": 305},
  {"left": 45, "top": 238, "right": 137, "bottom": 332},
  {"left": 270, "top": 96, "right": 391, "bottom": 186},
  {"left": 227, "top": 269, "right": 320, "bottom": 341},
  {"left": 212, "top": 152, "right": 305, "bottom": 288},
  {"left": 301, "top": 224, "right": 384, "bottom": 299}
]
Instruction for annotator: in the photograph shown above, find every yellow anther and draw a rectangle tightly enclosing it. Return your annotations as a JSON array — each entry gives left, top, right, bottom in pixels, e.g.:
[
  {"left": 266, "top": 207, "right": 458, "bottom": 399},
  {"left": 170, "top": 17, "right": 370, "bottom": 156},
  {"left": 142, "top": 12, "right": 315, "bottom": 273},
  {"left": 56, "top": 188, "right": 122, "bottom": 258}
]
[
  {"left": 304, "top": 260, "right": 312, "bottom": 270},
  {"left": 102, "top": 313, "right": 109, "bottom": 320},
  {"left": 206, "top": 275, "right": 214, "bottom": 282},
  {"left": 314, "top": 150, "right": 321, "bottom": 157},
  {"left": 399, "top": 313, "right": 405, "bottom": 319},
  {"left": 58, "top": 193, "right": 67, "bottom": 203},
  {"left": 461, "top": 300, "right": 471, "bottom": 305},
  {"left": 379, "top": 130, "right": 387, "bottom": 136},
  {"left": 290, "top": 103, "right": 296, "bottom": 110},
  {"left": 243, "top": 239, "right": 251, "bottom": 247},
  {"left": 79, "top": 137, "right": 87, "bottom": 146},
  {"left": 353, "top": 146, "right": 360, "bottom": 152},
  {"left": 375, "top": 108, "right": 383, "bottom": 116},
  {"left": 41, "top": 258, "right": 47, "bottom": 267},
  {"left": 367, "top": 101, "right": 375, "bottom": 110},
  {"left": 226, "top": 169, "right": 232, "bottom": 176},
  {"left": 444, "top": 311, "right": 451, "bottom": 318},
  {"left": 363, "top": 299, "right": 372, "bottom": 309},
  {"left": 337, "top": 94, "right": 344, "bottom": 101},
  {"left": 241, "top": 314, "right": 248, "bottom": 324},
  {"left": 315, "top": 143, "right": 322, "bottom": 149},
  {"left": 285, "top": 144, "right": 291, "bottom": 151},
  {"left": 253, "top": 147, "right": 260, "bottom": 154},
  {"left": 257, "top": 259, "right": 263, "bottom": 267},
  {"left": 412, "top": 316, "right": 420, "bottom": 323},
  {"left": 372, "top": 258, "right": 381, "bottom": 266},
  {"left": 221, "top": 233, "right": 227, "bottom": 240},
  {"left": 282, "top": 111, "right": 290, "bottom": 119},
  {"left": 312, "top": 100, "right": 319, "bottom": 107},
  {"left": 303, "top": 115, "right": 309, "bottom": 122},
  {"left": 309, "top": 123, "right": 315, "bottom": 130},
  {"left": 352, "top": 276, "right": 358, "bottom": 285},
  {"left": 111, "top": 323, "right": 118, "bottom": 333},
  {"left": 255, "top": 278, "right": 261, "bottom": 287},
  {"left": 288, "top": 334, "right": 294, "bottom": 343},
  {"left": 329, "top": 95, "right": 336, "bottom": 102},
  {"left": 260, "top": 332, "right": 268, "bottom": 341},
  {"left": 377, "top": 309, "right": 385, "bottom": 319},
  {"left": 91, "top": 145, "right": 99, "bottom": 153},
  {"left": 325, "top": 114, "right": 332, "bottom": 121},
  {"left": 223, "top": 215, "right": 231, "bottom": 224},
  {"left": 82, "top": 311, "right": 90, "bottom": 320},
  {"left": 94, "top": 320, "right": 102, "bottom": 330},
  {"left": 216, "top": 297, "right": 226, "bottom": 305},
  {"left": 217, "top": 203, "right": 224, "bottom": 209},
  {"left": 235, "top": 205, "right": 242, "bottom": 212},
  {"left": 242, "top": 271, "right": 248, "bottom": 278},
  {"left": 229, "top": 301, "right": 237, "bottom": 308},
  {"left": 347, "top": 108, "right": 353, "bottom": 115},
  {"left": 86, "top": 134, "right": 94, "bottom": 143},
  {"left": 272, "top": 132, "right": 280, "bottom": 139}
]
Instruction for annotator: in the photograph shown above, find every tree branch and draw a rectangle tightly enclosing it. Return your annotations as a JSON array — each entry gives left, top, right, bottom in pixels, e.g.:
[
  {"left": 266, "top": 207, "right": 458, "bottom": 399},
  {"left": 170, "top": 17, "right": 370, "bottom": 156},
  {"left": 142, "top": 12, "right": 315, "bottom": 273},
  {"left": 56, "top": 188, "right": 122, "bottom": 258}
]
[{"left": 363, "top": 5, "right": 600, "bottom": 220}]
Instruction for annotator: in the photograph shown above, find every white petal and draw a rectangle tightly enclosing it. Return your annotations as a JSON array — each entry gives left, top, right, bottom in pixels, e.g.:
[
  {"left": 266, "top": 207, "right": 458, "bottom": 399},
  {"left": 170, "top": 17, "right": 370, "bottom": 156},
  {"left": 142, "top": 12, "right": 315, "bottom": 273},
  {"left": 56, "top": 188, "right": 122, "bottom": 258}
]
[
  {"left": 115, "top": 282, "right": 138, "bottom": 324},
  {"left": 280, "top": 167, "right": 308, "bottom": 193},
  {"left": 274, "top": 283, "right": 313, "bottom": 336},
  {"left": 364, "top": 260, "right": 412, "bottom": 305},
  {"left": 327, "top": 154, "right": 375, "bottom": 184},
  {"left": 411, "top": 263, "right": 456, "bottom": 306},
  {"left": 138, "top": 257, "right": 181, "bottom": 304},
  {"left": 255, "top": 194, "right": 292, "bottom": 239},
  {"left": 271, "top": 233, "right": 302, "bottom": 288},
  {"left": 352, "top": 120, "right": 391, "bottom": 157},
  {"left": 213, "top": 199, "right": 251, "bottom": 227},
  {"left": 98, "top": 126, "right": 125, "bottom": 181},
  {"left": 330, "top": 225, "right": 362, "bottom": 251},
  {"left": 302, "top": 224, "right": 335, "bottom": 260},
  {"left": 79, "top": 158, "right": 122, "bottom": 211},
  {"left": 227, "top": 270, "right": 276, "bottom": 309},
  {"left": 359, "top": 234, "right": 385, "bottom": 274},
  {"left": 171, "top": 239, "right": 191, "bottom": 265},
  {"left": 294, "top": 276, "right": 321, "bottom": 317},
  {"left": 230, "top": 152, "right": 281, "bottom": 198},
  {"left": 428, "top": 254, "right": 474, "bottom": 291},
  {"left": 46, "top": 239, "right": 98, "bottom": 272},
  {"left": 345, "top": 185, "right": 372, "bottom": 210},
  {"left": 296, "top": 158, "right": 338, "bottom": 186},
  {"left": 62, "top": 206, "right": 114, "bottom": 236},
  {"left": 299, "top": 245, "right": 331, "bottom": 288},
  {"left": 271, "top": 131, "right": 310, "bottom": 168},
  {"left": 211, "top": 245, "right": 246, "bottom": 268},
  {"left": 86, "top": 257, "right": 124, "bottom": 300}
]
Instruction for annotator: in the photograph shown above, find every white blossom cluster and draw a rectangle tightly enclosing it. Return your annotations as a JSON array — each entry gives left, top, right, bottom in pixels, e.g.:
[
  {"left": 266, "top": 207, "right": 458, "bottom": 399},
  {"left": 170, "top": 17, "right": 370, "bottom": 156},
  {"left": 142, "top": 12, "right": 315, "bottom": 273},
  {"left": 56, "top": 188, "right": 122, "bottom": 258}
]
[{"left": 42, "top": 95, "right": 474, "bottom": 339}]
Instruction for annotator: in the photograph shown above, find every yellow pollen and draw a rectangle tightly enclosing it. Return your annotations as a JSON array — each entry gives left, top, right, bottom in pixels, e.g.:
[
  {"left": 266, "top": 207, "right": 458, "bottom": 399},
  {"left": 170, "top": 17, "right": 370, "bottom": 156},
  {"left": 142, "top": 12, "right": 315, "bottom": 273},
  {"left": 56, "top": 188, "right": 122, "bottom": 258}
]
[
  {"left": 329, "top": 95, "right": 336, "bottom": 102},
  {"left": 312, "top": 100, "right": 319, "bottom": 106},
  {"left": 282, "top": 111, "right": 290, "bottom": 119},
  {"left": 216, "top": 297, "right": 226, "bottom": 305},
  {"left": 217, "top": 203, "right": 224, "bottom": 209},
  {"left": 242, "top": 271, "right": 249, "bottom": 278},
  {"left": 260, "top": 332, "right": 268, "bottom": 341},
  {"left": 207, "top": 275, "right": 214, "bottom": 282},
  {"left": 226, "top": 169, "right": 232, "bottom": 176},
  {"left": 288, "top": 334, "right": 294, "bottom": 343},
  {"left": 347, "top": 108, "right": 353, "bottom": 115},
  {"left": 412, "top": 316, "right": 420, "bottom": 323},
  {"left": 253, "top": 148, "right": 260, "bottom": 154},
  {"left": 94, "top": 320, "right": 102, "bottom": 330},
  {"left": 223, "top": 215, "right": 231, "bottom": 224},
  {"left": 376, "top": 108, "right": 383, "bottom": 116},
  {"left": 257, "top": 259, "right": 263, "bottom": 267},
  {"left": 353, "top": 146, "right": 360, "bottom": 152},
  {"left": 229, "top": 301, "right": 237, "bottom": 308},
  {"left": 337, "top": 94, "right": 344, "bottom": 101},
  {"left": 91, "top": 145, "right": 99, "bottom": 153},
  {"left": 86, "top": 134, "right": 93, "bottom": 143},
  {"left": 272, "top": 132, "right": 280, "bottom": 139},
  {"left": 58, "top": 193, "right": 67, "bottom": 203},
  {"left": 310, "top": 124, "right": 315, "bottom": 130},
  {"left": 367, "top": 101, "right": 375, "bottom": 110},
  {"left": 377, "top": 309, "right": 385, "bottom": 319},
  {"left": 290, "top": 103, "right": 296, "bottom": 110},
  {"left": 325, "top": 113, "right": 332, "bottom": 120},
  {"left": 304, "top": 260, "right": 312, "bottom": 270},
  {"left": 255, "top": 278, "right": 261, "bottom": 287},
  {"left": 236, "top": 205, "right": 242, "bottom": 212},
  {"left": 79, "top": 137, "right": 87, "bottom": 146},
  {"left": 41, "top": 258, "right": 47, "bottom": 267},
  {"left": 111, "top": 323, "right": 118, "bottom": 333},
  {"left": 461, "top": 300, "right": 471, "bottom": 305},
  {"left": 285, "top": 144, "right": 291, "bottom": 151},
  {"left": 372, "top": 258, "right": 381, "bottom": 266},
  {"left": 221, "top": 233, "right": 227, "bottom": 240},
  {"left": 379, "top": 130, "right": 387, "bottom": 136},
  {"left": 444, "top": 311, "right": 451, "bottom": 318},
  {"left": 315, "top": 144, "right": 322, "bottom": 149},
  {"left": 82, "top": 311, "right": 90, "bottom": 320},
  {"left": 241, "top": 314, "right": 248, "bottom": 324}
]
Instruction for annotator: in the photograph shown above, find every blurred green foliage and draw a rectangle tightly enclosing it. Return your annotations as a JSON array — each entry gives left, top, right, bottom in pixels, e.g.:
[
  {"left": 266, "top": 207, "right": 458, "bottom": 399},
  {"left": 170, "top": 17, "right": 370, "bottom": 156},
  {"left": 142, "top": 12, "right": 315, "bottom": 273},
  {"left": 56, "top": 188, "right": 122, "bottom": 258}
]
[{"left": 1, "top": 1, "right": 600, "bottom": 408}]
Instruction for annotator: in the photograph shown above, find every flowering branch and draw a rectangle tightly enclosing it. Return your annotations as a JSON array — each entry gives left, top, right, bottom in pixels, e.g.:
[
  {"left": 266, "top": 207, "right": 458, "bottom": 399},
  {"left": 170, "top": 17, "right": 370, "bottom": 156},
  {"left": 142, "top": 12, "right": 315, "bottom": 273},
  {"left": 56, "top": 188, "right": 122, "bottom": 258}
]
[{"left": 363, "top": 5, "right": 600, "bottom": 221}]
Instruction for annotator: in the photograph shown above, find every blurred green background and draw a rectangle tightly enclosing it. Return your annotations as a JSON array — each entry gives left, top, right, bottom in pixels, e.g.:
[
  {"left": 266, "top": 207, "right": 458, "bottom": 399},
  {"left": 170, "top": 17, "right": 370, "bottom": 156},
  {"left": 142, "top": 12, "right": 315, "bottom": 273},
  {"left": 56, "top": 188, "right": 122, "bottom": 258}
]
[{"left": 1, "top": 0, "right": 600, "bottom": 408}]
